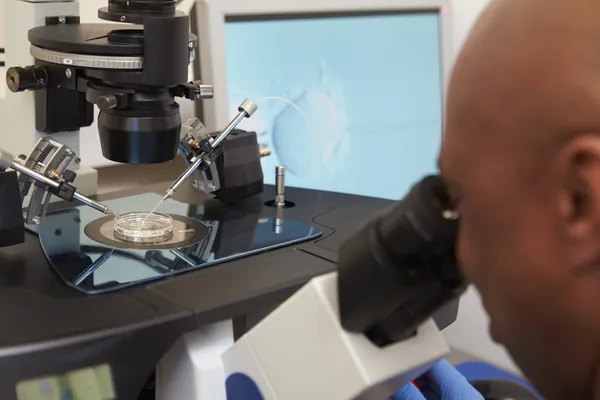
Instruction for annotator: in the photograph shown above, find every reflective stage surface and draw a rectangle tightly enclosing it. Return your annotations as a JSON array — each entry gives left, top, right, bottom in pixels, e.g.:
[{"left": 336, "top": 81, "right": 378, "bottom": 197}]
[{"left": 29, "top": 194, "right": 322, "bottom": 295}]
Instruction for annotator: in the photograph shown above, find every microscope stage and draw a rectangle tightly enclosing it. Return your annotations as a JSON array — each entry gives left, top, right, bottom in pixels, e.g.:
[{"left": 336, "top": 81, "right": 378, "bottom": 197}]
[{"left": 30, "top": 193, "right": 323, "bottom": 295}]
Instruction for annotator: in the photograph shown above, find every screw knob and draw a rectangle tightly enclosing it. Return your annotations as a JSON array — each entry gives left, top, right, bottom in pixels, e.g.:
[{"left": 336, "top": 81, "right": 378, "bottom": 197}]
[
  {"left": 239, "top": 99, "right": 258, "bottom": 117},
  {"left": 6, "top": 66, "right": 48, "bottom": 93},
  {"left": 195, "top": 85, "right": 214, "bottom": 99},
  {"left": 97, "top": 95, "right": 118, "bottom": 110}
]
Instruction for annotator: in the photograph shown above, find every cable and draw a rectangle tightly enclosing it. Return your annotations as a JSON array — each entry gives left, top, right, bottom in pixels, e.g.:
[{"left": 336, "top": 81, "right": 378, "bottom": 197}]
[{"left": 254, "top": 96, "right": 313, "bottom": 129}]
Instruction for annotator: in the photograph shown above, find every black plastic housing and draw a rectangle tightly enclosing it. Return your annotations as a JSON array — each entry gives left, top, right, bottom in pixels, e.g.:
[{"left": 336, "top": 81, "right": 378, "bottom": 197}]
[
  {"left": 213, "top": 130, "right": 264, "bottom": 204},
  {"left": 106, "top": 0, "right": 177, "bottom": 17},
  {"left": 337, "top": 175, "right": 466, "bottom": 346},
  {"left": 141, "top": 13, "right": 190, "bottom": 86},
  {"left": 33, "top": 62, "right": 94, "bottom": 133},
  {"left": 0, "top": 172, "right": 25, "bottom": 248},
  {"left": 98, "top": 94, "right": 181, "bottom": 164}
]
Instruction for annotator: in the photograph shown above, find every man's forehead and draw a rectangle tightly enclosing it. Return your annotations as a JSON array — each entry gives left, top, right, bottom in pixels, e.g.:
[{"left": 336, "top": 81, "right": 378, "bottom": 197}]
[
  {"left": 448, "top": 0, "right": 600, "bottom": 120},
  {"left": 440, "top": 0, "right": 600, "bottom": 177}
]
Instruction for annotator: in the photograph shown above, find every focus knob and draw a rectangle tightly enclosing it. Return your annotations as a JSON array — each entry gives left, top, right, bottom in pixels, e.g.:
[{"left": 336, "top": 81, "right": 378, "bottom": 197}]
[
  {"left": 6, "top": 66, "right": 48, "bottom": 93},
  {"left": 97, "top": 95, "right": 118, "bottom": 110}
]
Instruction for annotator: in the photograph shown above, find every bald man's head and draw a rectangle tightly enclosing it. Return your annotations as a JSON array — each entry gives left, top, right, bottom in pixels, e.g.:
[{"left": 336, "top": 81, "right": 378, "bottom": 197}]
[
  {"left": 440, "top": 0, "right": 600, "bottom": 398},
  {"left": 451, "top": 0, "right": 600, "bottom": 158}
]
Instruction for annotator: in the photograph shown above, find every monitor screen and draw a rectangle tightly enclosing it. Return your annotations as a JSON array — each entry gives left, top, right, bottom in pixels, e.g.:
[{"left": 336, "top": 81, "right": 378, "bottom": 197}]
[{"left": 224, "top": 11, "right": 443, "bottom": 200}]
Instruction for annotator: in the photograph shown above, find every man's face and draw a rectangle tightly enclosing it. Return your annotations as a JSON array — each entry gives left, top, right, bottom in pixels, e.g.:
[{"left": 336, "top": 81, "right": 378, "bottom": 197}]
[
  {"left": 439, "top": 77, "right": 599, "bottom": 400},
  {"left": 437, "top": 1, "right": 600, "bottom": 397}
]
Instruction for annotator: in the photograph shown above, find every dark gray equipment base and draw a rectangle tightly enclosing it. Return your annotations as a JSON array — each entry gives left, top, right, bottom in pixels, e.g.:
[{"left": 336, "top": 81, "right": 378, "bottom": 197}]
[{"left": 0, "top": 184, "right": 460, "bottom": 400}]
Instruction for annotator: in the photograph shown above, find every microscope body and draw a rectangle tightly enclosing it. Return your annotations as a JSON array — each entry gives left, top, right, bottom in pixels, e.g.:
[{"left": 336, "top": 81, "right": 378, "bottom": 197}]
[
  {"left": 217, "top": 175, "right": 465, "bottom": 400},
  {"left": 222, "top": 273, "right": 449, "bottom": 400},
  {"left": 3, "top": 4, "right": 464, "bottom": 400}
]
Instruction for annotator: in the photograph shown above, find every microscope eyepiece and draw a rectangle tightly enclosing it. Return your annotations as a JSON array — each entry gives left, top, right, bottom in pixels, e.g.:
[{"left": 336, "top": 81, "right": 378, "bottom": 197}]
[
  {"left": 377, "top": 175, "right": 459, "bottom": 260},
  {"left": 337, "top": 175, "right": 467, "bottom": 347}
]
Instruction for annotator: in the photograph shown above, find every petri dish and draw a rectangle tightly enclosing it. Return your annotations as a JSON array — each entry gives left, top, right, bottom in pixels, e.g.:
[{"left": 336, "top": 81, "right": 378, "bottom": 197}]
[{"left": 113, "top": 212, "right": 174, "bottom": 244}]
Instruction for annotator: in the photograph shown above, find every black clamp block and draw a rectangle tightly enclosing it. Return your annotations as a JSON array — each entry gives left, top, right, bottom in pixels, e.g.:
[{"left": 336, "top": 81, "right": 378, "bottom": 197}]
[
  {"left": 62, "top": 169, "right": 77, "bottom": 183},
  {"left": 213, "top": 130, "right": 264, "bottom": 204},
  {"left": 0, "top": 171, "right": 25, "bottom": 247},
  {"left": 49, "top": 182, "right": 76, "bottom": 201}
]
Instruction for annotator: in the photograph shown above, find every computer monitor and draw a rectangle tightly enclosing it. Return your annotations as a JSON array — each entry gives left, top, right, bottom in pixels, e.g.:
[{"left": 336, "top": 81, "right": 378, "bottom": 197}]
[{"left": 195, "top": 0, "right": 452, "bottom": 199}]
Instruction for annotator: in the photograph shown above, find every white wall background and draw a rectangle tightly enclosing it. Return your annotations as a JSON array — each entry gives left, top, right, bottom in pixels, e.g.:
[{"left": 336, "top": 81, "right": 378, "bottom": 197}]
[
  {"left": 0, "top": 2, "right": 5, "bottom": 100},
  {"left": 0, "top": 0, "right": 520, "bottom": 373},
  {"left": 0, "top": 2, "right": 4, "bottom": 51}
]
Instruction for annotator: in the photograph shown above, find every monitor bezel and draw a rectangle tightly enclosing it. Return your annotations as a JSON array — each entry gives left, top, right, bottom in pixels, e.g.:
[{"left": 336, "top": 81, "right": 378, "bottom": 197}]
[{"left": 195, "top": 0, "right": 452, "bottom": 132}]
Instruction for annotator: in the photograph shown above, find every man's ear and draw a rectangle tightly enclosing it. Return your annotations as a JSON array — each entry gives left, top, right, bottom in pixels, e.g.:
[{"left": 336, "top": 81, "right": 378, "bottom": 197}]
[{"left": 559, "top": 135, "right": 600, "bottom": 264}]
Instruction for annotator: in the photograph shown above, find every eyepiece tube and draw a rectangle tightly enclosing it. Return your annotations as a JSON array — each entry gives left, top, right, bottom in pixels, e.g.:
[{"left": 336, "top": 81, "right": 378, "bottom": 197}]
[
  {"left": 337, "top": 175, "right": 467, "bottom": 346},
  {"left": 377, "top": 175, "right": 459, "bottom": 259}
]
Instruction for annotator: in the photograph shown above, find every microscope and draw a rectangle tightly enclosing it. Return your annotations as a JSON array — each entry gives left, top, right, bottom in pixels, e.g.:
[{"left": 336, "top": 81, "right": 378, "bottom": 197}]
[
  {"left": 2, "top": 0, "right": 265, "bottom": 246},
  {"left": 218, "top": 175, "right": 468, "bottom": 400},
  {"left": 0, "top": 2, "right": 471, "bottom": 400}
]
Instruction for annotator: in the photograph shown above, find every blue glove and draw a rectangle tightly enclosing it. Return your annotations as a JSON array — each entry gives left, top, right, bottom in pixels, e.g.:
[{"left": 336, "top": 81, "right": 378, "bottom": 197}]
[{"left": 393, "top": 360, "right": 484, "bottom": 400}]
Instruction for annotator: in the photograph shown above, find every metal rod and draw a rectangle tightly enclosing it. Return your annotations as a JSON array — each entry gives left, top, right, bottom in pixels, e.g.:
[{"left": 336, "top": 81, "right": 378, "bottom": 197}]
[
  {"left": 72, "top": 192, "right": 112, "bottom": 215},
  {"left": 275, "top": 165, "right": 286, "bottom": 207},
  {"left": 167, "top": 156, "right": 203, "bottom": 198},
  {"left": 10, "top": 161, "right": 60, "bottom": 189},
  {"left": 11, "top": 159, "right": 112, "bottom": 215},
  {"left": 169, "top": 249, "right": 197, "bottom": 267},
  {"left": 74, "top": 250, "right": 114, "bottom": 285},
  {"left": 212, "top": 110, "right": 246, "bottom": 148}
]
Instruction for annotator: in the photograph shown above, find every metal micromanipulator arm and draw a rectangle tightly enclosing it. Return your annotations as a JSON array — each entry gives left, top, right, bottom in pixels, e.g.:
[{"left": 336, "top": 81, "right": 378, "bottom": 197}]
[
  {"left": 0, "top": 138, "right": 112, "bottom": 225},
  {"left": 164, "top": 99, "right": 258, "bottom": 201},
  {"left": 144, "top": 99, "right": 259, "bottom": 216}
]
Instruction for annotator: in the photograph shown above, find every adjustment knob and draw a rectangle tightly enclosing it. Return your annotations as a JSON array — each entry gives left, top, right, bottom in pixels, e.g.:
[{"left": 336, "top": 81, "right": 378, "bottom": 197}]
[
  {"left": 239, "top": 99, "right": 258, "bottom": 118},
  {"left": 97, "top": 95, "right": 118, "bottom": 110},
  {"left": 195, "top": 84, "right": 214, "bottom": 99},
  {"left": 6, "top": 66, "right": 48, "bottom": 93}
]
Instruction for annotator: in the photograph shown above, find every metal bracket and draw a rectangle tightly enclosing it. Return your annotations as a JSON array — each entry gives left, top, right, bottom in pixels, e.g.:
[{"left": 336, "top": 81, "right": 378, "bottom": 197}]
[
  {"left": 178, "top": 118, "right": 221, "bottom": 194},
  {"left": 172, "top": 81, "right": 214, "bottom": 100},
  {"left": 18, "top": 138, "right": 78, "bottom": 225},
  {"left": 191, "top": 220, "right": 218, "bottom": 262},
  {"left": 45, "top": 16, "right": 80, "bottom": 26}
]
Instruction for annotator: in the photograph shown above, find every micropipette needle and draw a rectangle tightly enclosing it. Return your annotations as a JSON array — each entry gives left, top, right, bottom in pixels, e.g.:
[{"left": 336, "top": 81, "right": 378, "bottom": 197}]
[{"left": 142, "top": 193, "right": 169, "bottom": 225}]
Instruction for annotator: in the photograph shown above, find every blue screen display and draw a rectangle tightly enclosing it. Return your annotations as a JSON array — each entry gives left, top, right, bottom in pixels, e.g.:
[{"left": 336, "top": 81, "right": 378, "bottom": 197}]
[{"left": 225, "top": 12, "right": 443, "bottom": 200}]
